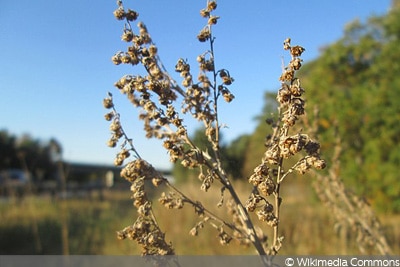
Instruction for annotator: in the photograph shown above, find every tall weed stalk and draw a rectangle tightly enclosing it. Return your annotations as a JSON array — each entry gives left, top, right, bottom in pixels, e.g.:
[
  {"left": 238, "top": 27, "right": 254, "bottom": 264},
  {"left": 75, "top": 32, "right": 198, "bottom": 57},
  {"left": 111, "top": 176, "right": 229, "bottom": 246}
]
[
  {"left": 311, "top": 129, "right": 392, "bottom": 255},
  {"left": 103, "top": 0, "right": 325, "bottom": 256}
]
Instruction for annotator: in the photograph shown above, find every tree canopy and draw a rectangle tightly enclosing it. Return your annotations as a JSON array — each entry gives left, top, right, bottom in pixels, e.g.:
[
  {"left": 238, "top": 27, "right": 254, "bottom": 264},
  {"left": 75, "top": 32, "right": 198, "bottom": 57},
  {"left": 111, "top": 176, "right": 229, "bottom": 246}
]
[
  {"left": 291, "top": 2, "right": 400, "bottom": 212},
  {"left": 0, "top": 130, "right": 62, "bottom": 182}
]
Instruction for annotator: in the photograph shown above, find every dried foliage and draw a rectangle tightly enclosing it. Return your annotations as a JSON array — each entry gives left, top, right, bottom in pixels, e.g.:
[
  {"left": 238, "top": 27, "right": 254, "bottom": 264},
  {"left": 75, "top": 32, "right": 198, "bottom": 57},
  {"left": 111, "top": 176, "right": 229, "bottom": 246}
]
[
  {"left": 103, "top": 0, "right": 326, "bottom": 256},
  {"left": 311, "top": 133, "right": 393, "bottom": 255},
  {"left": 245, "top": 38, "right": 326, "bottom": 254}
]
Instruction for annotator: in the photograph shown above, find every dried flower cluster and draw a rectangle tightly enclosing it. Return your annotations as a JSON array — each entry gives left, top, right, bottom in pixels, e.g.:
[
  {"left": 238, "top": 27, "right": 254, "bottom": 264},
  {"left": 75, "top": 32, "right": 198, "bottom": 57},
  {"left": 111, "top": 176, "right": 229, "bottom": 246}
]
[
  {"left": 104, "top": 0, "right": 325, "bottom": 258},
  {"left": 245, "top": 38, "right": 326, "bottom": 255},
  {"left": 107, "top": 0, "right": 237, "bottom": 177},
  {"left": 117, "top": 159, "right": 174, "bottom": 255}
]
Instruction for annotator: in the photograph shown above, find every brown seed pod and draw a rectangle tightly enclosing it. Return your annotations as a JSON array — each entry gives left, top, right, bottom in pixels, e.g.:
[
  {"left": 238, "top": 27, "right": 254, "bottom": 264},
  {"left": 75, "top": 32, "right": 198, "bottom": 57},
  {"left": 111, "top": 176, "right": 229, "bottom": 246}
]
[{"left": 125, "top": 9, "right": 139, "bottom": 21}]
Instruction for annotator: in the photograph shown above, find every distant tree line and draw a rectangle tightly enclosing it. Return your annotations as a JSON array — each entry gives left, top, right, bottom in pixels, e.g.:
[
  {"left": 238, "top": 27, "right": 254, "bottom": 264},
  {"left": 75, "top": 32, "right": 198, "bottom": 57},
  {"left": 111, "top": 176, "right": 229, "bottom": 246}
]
[
  {"left": 0, "top": 130, "right": 63, "bottom": 182},
  {"left": 299, "top": 2, "right": 400, "bottom": 213}
]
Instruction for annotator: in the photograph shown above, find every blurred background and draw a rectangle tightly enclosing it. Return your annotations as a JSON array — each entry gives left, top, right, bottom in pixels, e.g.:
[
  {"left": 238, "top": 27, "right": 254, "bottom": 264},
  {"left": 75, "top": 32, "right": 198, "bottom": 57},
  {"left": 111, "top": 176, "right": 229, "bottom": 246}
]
[{"left": 0, "top": 0, "right": 399, "bottom": 255}]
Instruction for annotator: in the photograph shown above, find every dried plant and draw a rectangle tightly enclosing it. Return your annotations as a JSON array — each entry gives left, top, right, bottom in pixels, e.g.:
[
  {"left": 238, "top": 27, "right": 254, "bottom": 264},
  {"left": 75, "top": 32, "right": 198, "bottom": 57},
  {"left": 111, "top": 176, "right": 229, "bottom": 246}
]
[
  {"left": 311, "top": 131, "right": 392, "bottom": 255},
  {"left": 103, "top": 0, "right": 325, "bottom": 257}
]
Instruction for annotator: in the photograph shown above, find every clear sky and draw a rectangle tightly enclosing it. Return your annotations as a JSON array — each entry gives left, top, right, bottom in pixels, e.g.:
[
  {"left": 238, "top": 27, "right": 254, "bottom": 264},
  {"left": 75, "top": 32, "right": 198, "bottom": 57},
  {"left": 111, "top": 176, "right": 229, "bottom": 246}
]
[{"left": 0, "top": 0, "right": 391, "bottom": 170}]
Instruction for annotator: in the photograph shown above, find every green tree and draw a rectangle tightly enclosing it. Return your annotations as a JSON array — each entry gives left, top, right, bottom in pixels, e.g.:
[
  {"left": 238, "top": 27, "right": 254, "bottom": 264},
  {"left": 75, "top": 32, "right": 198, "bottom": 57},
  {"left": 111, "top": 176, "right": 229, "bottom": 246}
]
[
  {"left": 0, "top": 130, "right": 19, "bottom": 169},
  {"left": 298, "top": 3, "right": 400, "bottom": 212},
  {"left": 0, "top": 130, "right": 63, "bottom": 182},
  {"left": 223, "top": 134, "right": 251, "bottom": 179}
]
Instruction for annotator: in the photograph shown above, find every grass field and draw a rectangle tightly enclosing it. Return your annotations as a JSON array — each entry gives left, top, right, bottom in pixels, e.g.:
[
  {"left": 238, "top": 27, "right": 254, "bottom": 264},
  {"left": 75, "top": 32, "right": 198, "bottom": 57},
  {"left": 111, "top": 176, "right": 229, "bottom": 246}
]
[{"left": 0, "top": 179, "right": 398, "bottom": 255}]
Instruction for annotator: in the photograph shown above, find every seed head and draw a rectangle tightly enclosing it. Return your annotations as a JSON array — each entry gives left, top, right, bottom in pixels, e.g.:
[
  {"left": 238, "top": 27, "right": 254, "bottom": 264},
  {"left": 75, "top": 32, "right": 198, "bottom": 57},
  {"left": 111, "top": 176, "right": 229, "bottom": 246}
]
[
  {"left": 290, "top": 57, "right": 302, "bottom": 70},
  {"left": 207, "top": 1, "right": 218, "bottom": 11},
  {"left": 218, "top": 229, "right": 232, "bottom": 245},
  {"left": 290, "top": 45, "right": 305, "bottom": 57},
  {"left": 221, "top": 88, "right": 235, "bottom": 103},
  {"left": 104, "top": 112, "right": 114, "bottom": 121},
  {"left": 111, "top": 52, "right": 123, "bottom": 65},
  {"left": 283, "top": 38, "right": 291, "bottom": 50},
  {"left": 110, "top": 119, "right": 121, "bottom": 132},
  {"left": 208, "top": 15, "right": 220, "bottom": 25},
  {"left": 113, "top": 7, "right": 125, "bottom": 20},
  {"left": 200, "top": 9, "right": 210, "bottom": 18},
  {"left": 103, "top": 97, "right": 114, "bottom": 109},
  {"left": 121, "top": 53, "right": 132, "bottom": 64},
  {"left": 125, "top": 9, "right": 139, "bottom": 21},
  {"left": 290, "top": 78, "right": 304, "bottom": 96},
  {"left": 189, "top": 227, "right": 198, "bottom": 236},
  {"left": 258, "top": 179, "right": 276, "bottom": 196},
  {"left": 197, "top": 26, "right": 211, "bottom": 42},
  {"left": 149, "top": 45, "right": 158, "bottom": 57},
  {"left": 313, "top": 158, "right": 326, "bottom": 169},
  {"left": 122, "top": 28, "right": 134, "bottom": 42},
  {"left": 107, "top": 138, "right": 118, "bottom": 148},
  {"left": 279, "top": 69, "right": 295, "bottom": 82}
]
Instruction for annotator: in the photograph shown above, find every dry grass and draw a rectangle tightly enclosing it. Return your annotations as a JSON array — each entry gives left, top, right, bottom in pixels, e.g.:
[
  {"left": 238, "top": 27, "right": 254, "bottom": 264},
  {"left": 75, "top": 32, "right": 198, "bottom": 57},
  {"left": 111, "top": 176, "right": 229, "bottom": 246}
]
[
  {"left": 136, "top": 179, "right": 399, "bottom": 255},
  {"left": 0, "top": 182, "right": 398, "bottom": 255}
]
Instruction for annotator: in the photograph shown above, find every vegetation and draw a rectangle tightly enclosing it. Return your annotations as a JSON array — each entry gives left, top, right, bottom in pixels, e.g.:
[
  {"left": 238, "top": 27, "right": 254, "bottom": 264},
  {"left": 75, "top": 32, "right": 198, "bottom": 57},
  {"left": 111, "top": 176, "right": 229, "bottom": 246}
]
[
  {"left": 172, "top": 127, "right": 250, "bottom": 183},
  {"left": 103, "top": 0, "right": 329, "bottom": 257},
  {"left": 2, "top": 0, "right": 398, "bottom": 259},
  {"left": 0, "top": 130, "right": 62, "bottom": 181},
  {"left": 298, "top": 1, "right": 400, "bottom": 213},
  {"left": 0, "top": 190, "right": 398, "bottom": 255},
  {"left": 221, "top": 2, "right": 400, "bottom": 215}
]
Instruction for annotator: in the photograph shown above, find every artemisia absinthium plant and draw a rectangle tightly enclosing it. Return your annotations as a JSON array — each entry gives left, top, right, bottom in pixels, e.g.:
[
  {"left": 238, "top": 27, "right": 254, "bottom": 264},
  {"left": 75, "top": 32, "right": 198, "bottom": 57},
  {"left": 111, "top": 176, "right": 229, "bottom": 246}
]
[
  {"left": 103, "top": 0, "right": 325, "bottom": 256},
  {"left": 246, "top": 38, "right": 326, "bottom": 254}
]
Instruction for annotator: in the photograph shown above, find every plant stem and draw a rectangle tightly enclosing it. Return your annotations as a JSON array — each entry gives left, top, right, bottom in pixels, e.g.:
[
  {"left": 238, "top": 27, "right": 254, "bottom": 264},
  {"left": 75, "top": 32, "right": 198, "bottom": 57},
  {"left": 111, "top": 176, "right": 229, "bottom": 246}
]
[
  {"left": 164, "top": 180, "right": 243, "bottom": 234},
  {"left": 272, "top": 116, "right": 289, "bottom": 253},
  {"left": 205, "top": 28, "right": 267, "bottom": 255}
]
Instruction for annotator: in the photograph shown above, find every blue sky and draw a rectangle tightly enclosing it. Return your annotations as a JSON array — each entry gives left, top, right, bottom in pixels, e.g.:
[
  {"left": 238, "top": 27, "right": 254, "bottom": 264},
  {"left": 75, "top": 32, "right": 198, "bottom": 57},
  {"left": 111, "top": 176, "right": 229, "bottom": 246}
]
[{"left": 0, "top": 0, "right": 391, "bottom": 170}]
